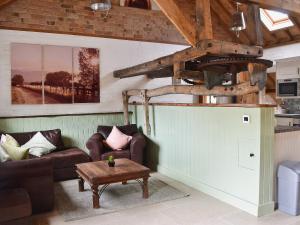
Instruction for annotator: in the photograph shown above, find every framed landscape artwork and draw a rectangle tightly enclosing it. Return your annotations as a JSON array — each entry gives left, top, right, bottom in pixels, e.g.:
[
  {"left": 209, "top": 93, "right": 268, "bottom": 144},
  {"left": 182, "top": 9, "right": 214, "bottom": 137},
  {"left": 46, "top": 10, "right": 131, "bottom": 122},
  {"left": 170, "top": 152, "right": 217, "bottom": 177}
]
[{"left": 11, "top": 43, "right": 100, "bottom": 104}]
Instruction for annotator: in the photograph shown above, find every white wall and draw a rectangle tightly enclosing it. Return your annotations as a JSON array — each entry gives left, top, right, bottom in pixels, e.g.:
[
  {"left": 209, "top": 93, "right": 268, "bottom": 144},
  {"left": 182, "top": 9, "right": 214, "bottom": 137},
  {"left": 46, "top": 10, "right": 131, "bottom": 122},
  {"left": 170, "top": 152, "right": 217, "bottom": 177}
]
[
  {"left": 264, "top": 43, "right": 300, "bottom": 72},
  {"left": 264, "top": 43, "right": 300, "bottom": 62},
  {"left": 0, "top": 29, "right": 191, "bottom": 117}
]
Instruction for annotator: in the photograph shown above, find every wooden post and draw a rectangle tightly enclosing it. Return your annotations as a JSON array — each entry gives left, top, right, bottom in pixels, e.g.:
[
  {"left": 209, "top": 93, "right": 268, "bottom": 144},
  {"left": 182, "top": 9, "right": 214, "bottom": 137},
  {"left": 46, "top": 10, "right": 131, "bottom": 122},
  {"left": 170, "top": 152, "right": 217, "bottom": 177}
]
[
  {"left": 247, "top": 3, "right": 264, "bottom": 46},
  {"left": 195, "top": 0, "right": 213, "bottom": 44},
  {"left": 173, "top": 61, "right": 185, "bottom": 81},
  {"left": 142, "top": 90, "right": 151, "bottom": 135},
  {"left": 258, "top": 87, "right": 266, "bottom": 104},
  {"left": 122, "top": 91, "right": 129, "bottom": 125}
]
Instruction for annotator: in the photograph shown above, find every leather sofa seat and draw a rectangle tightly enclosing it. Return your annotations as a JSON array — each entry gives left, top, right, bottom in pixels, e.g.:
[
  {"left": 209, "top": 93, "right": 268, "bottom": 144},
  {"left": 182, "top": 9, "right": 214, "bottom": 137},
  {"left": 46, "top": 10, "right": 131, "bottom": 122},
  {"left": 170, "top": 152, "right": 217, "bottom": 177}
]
[
  {"left": 101, "top": 149, "right": 131, "bottom": 160},
  {"left": 45, "top": 148, "right": 90, "bottom": 169}
]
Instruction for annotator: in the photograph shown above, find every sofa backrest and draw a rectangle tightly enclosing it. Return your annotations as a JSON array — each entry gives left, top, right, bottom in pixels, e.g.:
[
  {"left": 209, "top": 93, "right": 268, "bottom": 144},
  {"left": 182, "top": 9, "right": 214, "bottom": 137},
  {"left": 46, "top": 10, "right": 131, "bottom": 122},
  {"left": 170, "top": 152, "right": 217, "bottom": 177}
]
[
  {"left": 0, "top": 129, "right": 65, "bottom": 150},
  {"left": 97, "top": 124, "right": 138, "bottom": 139}
]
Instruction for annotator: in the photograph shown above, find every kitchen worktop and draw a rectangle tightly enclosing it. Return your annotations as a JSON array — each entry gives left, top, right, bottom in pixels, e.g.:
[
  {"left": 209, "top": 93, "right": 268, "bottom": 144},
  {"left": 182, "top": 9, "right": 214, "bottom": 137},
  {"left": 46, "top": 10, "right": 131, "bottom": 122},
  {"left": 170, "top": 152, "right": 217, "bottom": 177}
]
[
  {"left": 275, "top": 125, "right": 300, "bottom": 133},
  {"left": 275, "top": 113, "right": 300, "bottom": 118}
]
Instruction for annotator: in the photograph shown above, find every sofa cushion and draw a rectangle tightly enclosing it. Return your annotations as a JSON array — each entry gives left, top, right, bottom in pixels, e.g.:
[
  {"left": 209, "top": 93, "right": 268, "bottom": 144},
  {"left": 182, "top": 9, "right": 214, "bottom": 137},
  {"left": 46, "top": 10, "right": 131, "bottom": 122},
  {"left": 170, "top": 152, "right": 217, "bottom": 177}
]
[
  {"left": 98, "top": 124, "right": 138, "bottom": 139},
  {"left": 4, "top": 129, "right": 65, "bottom": 151},
  {"left": 0, "top": 188, "right": 31, "bottom": 222},
  {"left": 1, "top": 143, "right": 28, "bottom": 161},
  {"left": 22, "top": 132, "right": 56, "bottom": 157},
  {"left": 43, "top": 148, "right": 90, "bottom": 169},
  {"left": 1, "top": 134, "right": 19, "bottom": 146},
  {"left": 105, "top": 126, "right": 132, "bottom": 150},
  {"left": 101, "top": 149, "right": 130, "bottom": 160}
]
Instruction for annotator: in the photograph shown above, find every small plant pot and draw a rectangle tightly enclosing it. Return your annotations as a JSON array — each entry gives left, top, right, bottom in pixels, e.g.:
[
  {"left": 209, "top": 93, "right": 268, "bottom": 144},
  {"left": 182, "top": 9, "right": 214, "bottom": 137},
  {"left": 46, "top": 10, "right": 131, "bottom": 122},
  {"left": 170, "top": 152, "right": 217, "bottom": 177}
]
[{"left": 108, "top": 161, "right": 115, "bottom": 167}]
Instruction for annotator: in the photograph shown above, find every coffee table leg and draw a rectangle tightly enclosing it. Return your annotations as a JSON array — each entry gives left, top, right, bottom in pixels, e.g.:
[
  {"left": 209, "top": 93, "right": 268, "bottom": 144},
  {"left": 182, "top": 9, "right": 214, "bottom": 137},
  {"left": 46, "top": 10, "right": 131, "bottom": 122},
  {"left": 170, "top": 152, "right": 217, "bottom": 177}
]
[
  {"left": 78, "top": 178, "right": 84, "bottom": 192},
  {"left": 92, "top": 185, "right": 100, "bottom": 208},
  {"left": 143, "top": 177, "right": 149, "bottom": 199}
]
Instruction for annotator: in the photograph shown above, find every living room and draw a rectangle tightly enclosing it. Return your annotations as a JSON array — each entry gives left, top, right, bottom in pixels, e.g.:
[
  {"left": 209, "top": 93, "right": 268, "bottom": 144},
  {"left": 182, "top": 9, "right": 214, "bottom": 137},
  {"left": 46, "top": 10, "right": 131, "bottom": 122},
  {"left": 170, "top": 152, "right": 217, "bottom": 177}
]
[{"left": 1, "top": 1, "right": 300, "bottom": 225}]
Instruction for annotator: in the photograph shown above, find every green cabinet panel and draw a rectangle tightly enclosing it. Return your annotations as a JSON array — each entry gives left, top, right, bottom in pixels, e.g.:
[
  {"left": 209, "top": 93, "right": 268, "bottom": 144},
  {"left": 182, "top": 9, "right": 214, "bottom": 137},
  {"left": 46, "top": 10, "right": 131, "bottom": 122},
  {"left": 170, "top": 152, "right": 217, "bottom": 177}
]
[{"left": 131, "top": 105, "right": 275, "bottom": 217}]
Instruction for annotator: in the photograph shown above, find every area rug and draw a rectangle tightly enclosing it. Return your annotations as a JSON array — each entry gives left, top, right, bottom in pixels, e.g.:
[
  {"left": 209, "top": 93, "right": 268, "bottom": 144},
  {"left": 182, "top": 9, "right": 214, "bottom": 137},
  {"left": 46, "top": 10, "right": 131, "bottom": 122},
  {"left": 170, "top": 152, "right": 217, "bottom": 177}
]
[{"left": 55, "top": 177, "right": 189, "bottom": 222}]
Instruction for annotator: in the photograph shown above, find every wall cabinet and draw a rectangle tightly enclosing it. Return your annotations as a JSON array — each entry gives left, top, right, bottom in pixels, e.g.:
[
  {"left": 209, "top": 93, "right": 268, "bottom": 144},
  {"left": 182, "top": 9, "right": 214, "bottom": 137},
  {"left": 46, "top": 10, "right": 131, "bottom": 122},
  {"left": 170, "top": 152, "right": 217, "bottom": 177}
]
[{"left": 277, "top": 57, "right": 300, "bottom": 79}]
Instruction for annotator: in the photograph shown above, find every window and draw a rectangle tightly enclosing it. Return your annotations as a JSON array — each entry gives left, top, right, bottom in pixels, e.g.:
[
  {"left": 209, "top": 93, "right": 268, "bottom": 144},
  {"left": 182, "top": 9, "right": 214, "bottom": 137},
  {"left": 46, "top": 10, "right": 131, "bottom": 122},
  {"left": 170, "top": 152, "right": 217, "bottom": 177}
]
[{"left": 260, "top": 9, "right": 294, "bottom": 31}]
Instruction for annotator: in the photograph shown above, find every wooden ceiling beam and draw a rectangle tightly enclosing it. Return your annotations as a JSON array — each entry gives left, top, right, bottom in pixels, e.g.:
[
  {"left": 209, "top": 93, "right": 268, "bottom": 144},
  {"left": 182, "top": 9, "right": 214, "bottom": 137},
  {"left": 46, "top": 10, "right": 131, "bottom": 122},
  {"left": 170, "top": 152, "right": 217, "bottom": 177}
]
[
  {"left": 154, "top": 0, "right": 197, "bottom": 46},
  {"left": 0, "top": 0, "right": 15, "bottom": 8},
  {"left": 114, "top": 40, "right": 263, "bottom": 79},
  {"left": 236, "top": 0, "right": 300, "bottom": 17},
  {"left": 126, "top": 81, "right": 259, "bottom": 98}
]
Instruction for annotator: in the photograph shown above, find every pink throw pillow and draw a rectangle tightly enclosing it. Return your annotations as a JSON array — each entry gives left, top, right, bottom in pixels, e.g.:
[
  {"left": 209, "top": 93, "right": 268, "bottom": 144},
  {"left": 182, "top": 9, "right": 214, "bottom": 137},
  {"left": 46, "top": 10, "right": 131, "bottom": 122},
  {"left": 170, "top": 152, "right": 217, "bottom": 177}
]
[{"left": 105, "top": 126, "right": 132, "bottom": 151}]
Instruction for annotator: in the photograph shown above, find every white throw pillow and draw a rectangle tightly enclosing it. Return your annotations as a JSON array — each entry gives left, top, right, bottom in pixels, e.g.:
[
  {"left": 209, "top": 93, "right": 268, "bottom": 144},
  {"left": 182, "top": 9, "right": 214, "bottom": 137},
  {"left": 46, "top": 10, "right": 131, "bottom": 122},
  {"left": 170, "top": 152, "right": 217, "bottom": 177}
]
[
  {"left": 106, "top": 126, "right": 132, "bottom": 150},
  {"left": 22, "top": 132, "right": 56, "bottom": 157},
  {"left": 0, "top": 134, "right": 6, "bottom": 144},
  {"left": 0, "top": 145, "right": 11, "bottom": 162}
]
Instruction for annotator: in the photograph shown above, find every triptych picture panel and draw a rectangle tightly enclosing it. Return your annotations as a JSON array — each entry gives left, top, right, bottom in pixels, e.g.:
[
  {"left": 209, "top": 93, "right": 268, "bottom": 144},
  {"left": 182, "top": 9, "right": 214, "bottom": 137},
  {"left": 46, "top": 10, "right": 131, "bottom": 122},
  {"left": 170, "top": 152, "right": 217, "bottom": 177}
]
[{"left": 11, "top": 43, "right": 100, "bottom": 105}]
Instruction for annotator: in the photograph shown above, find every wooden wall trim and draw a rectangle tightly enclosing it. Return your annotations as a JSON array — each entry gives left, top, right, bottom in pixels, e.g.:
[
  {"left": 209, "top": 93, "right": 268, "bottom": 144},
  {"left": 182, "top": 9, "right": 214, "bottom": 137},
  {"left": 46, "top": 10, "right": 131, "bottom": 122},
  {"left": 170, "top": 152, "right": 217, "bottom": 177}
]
[
  {"left": 0, "top": 111, "right": 132, "bottom": 119},
  {"left": 129, "top": 102, "right": 276, "bottom": 108}
]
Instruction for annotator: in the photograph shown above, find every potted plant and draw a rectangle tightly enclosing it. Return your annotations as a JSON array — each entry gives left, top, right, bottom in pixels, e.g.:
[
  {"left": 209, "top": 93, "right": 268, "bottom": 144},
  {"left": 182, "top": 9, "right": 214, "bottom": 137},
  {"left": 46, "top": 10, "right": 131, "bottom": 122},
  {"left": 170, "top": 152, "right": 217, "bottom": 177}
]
[{"left": 108, "top": 155, "right": 115, "bottom": 167}]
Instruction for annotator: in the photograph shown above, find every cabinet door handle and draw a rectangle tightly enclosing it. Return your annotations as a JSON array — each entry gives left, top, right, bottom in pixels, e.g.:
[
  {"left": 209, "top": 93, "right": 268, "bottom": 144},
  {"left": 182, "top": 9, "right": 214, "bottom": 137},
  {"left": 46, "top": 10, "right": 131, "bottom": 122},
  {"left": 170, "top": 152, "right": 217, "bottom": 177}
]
[{"left": 250, "top": 153, "right": 255, "bottom": 157}]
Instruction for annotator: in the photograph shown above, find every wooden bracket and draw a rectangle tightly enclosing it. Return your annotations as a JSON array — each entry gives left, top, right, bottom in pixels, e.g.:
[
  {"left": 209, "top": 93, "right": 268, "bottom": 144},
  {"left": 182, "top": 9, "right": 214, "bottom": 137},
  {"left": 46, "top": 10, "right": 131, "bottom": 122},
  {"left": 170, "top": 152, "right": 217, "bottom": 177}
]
[{"left": 248, "top": 63, "right": 267, "bottom": 90}]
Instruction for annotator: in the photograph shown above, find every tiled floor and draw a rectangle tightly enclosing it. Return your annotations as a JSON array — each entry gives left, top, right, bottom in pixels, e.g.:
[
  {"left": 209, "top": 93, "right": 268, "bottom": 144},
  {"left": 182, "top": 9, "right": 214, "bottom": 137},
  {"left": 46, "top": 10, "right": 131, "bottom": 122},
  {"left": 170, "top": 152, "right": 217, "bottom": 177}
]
[{"left": 33, "top": 173, "right": 300, "bottom": 225}]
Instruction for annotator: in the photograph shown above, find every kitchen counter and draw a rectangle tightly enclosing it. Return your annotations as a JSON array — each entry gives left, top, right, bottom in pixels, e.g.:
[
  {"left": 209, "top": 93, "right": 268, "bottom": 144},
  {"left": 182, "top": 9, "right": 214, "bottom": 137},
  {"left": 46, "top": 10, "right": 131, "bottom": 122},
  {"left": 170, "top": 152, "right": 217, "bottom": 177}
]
[
  {"left": 275, "top": 114, "right": 300, "bottom": 118},
  {"left": 275, "top": 125, "right": 300, "bottom": 133}
]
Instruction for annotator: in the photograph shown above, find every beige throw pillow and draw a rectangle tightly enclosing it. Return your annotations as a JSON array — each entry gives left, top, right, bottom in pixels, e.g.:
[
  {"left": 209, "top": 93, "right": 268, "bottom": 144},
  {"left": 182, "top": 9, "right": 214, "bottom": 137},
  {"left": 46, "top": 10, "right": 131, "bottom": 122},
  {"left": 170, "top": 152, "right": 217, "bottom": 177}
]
[
  {"left": 1, "top": 134, "right": 19, "bottom": 146},
  {"left": 1, "top": 142, "right": 28, "bottom": 160},
  {"left": 1, "top": 134, "right": 28, "bottom": 160},
  {"left": 0, "top": 145, "right": 11, "bottom": 162}
]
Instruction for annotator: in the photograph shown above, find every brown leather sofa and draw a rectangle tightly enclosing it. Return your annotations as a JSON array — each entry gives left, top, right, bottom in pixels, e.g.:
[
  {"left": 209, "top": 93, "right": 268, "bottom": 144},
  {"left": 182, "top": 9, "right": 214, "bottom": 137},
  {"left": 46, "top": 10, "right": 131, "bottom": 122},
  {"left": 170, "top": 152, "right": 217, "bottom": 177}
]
[
  {"left": 2, "top": 129, "right": 91, "bottom": 181},
  {"left": 0, "top": 129, "right": 91, "bottom": 218},
  {"left": 86, "top": 124, "right": 146, "bottom": 165},
  {"left": 0, "top": 157, "right": 54, "bottom": 214}
]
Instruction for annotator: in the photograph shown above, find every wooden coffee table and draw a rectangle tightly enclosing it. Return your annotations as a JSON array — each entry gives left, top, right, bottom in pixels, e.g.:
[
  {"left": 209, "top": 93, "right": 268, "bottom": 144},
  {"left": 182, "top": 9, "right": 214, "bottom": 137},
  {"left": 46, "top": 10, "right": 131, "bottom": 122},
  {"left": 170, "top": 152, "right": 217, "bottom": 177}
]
[{"left": 76, "top": 158, "right": 150, "bottom": 209}]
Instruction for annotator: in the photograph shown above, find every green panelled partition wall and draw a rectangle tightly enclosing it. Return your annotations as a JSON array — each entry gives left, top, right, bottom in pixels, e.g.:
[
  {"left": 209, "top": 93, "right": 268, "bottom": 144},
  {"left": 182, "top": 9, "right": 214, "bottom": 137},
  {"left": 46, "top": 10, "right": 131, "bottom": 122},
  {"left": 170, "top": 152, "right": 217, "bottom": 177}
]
[
  {"left": 0, "top": 113, "right": 126, "bottom": 152},
  {"left": 130, "top": 104, "right": 275, "bottom": 217}
]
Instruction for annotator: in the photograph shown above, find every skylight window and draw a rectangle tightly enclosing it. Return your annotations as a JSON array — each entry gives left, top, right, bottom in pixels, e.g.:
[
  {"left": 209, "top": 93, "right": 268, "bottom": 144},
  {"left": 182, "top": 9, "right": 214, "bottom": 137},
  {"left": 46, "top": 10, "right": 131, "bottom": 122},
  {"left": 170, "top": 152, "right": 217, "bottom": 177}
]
[{"left": 260, "top": 9, "right": 294, "bottom": 31}]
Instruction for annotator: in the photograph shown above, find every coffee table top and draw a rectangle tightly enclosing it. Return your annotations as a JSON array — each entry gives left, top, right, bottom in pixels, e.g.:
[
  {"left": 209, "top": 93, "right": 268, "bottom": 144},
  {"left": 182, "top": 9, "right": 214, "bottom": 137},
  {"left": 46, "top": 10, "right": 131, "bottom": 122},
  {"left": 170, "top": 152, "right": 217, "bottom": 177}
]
[{"left": 76, "top": 158, "right": 150, "bottom": 185}]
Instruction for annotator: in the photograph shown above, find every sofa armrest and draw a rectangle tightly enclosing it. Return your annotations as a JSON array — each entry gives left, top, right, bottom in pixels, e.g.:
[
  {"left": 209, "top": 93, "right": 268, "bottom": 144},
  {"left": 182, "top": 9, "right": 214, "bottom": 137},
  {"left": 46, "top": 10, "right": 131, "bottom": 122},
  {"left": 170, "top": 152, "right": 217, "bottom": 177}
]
[
  {"left": 86, "top": 133, "right": 105, "bottom": 161},
  {"left": 0, "top": 158, "right": 53, "bottom": 180},
  {"left": 130, "top": 133, "right": 146, "bottom": 165}
]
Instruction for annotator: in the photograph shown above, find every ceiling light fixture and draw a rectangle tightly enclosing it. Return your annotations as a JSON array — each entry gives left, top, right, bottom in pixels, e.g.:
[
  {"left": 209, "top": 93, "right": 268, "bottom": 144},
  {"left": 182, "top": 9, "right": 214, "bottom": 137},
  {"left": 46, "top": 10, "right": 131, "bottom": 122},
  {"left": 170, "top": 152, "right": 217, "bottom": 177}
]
[
  {"left": 90, "top": 0, "right": 112, "bottom": 18},
  {"left": 231, "top": 2, "right": 246, "bottom": 38}
]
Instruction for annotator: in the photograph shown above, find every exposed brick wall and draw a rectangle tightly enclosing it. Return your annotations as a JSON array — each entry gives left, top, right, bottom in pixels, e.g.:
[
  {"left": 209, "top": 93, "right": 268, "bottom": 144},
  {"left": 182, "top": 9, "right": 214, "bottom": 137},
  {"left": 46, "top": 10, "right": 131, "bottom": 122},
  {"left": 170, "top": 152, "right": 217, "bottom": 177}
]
[{"left": 0, "top": 0, "right": 187, "bottom": 45}]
